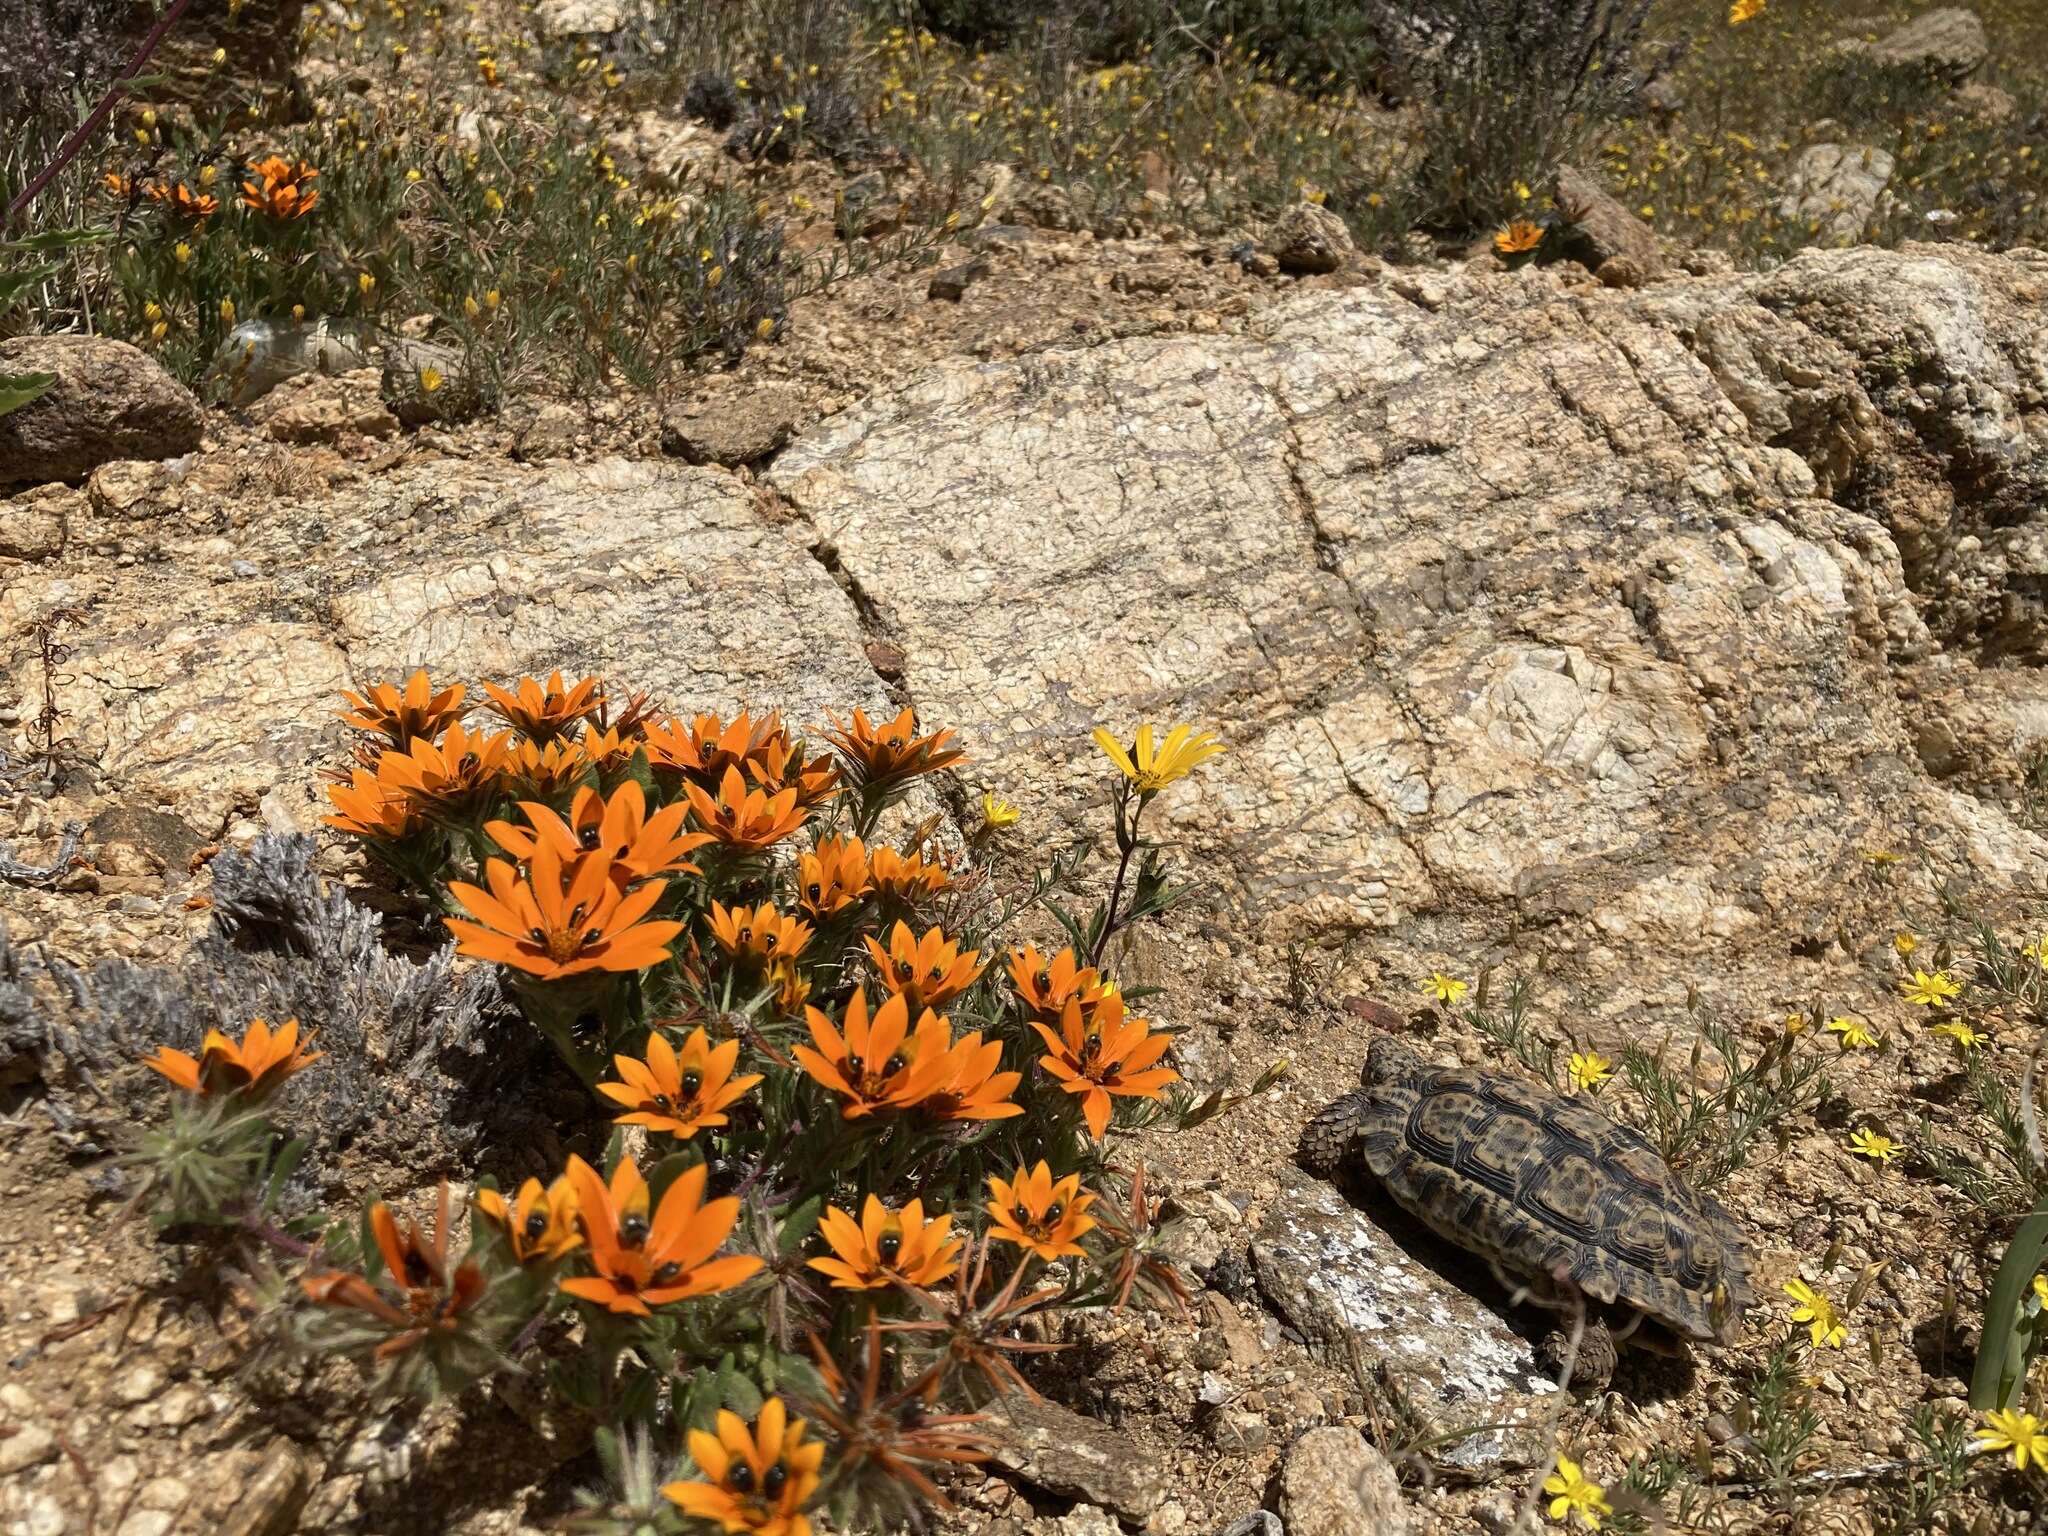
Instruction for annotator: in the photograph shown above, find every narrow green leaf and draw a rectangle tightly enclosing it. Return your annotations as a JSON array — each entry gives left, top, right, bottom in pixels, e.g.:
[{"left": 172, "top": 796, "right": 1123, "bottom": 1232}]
[
  {"left": 1969, "top": 1205, "right": 2048, "bottom": 1411},
  {"left": 0, "top": 370, "right": 56, "bottom": 417}
]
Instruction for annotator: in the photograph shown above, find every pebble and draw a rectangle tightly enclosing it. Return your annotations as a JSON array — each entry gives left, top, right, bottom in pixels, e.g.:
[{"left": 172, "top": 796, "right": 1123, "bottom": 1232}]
[
  {"left": 0, "top": 1423, "right": 58, "bottom": 1475},
  {"left": 112, "top": 1363, "right": 167, "bottom": 1406}
]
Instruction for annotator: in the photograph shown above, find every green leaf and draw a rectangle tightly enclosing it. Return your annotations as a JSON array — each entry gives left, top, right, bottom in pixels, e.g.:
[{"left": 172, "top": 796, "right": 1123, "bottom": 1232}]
[
  {"left": 776, "top": 1195, "right": 824, "bottom": 1256},
  {"left": 1969, "top": 1203, "right": 2048, "bottom": 1411},
  {"left": 0, "top": 266, "right": 60, "bottom": 309},
  {"left": 0, "top": 226, "right": 112, "bottom": 254},
  {"left": 0, "top": 369, "right": 55, "bottom": 417},
  {"left": 259, "top": 1137, "right": 308, "bottom": 1215}
]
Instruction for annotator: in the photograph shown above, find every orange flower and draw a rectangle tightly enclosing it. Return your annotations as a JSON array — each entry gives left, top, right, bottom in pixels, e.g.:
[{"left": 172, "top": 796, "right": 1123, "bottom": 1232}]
[
  {"left": 241, "top": 154, "right": 320, "bottom": 218},
  {"left": 796, "top": 835, "right": 871, "bottom": 918},
  {"left": 579, "top": 726, "right": 641, "bottom": 777},
  {"left": 488, "top": 781, "right": 709, "bottom": 883},
  {"left": 501, "top": 737, "right": 591, "bottom": 800},
  {"left": 322, "top": 767, "right": 419, "bottom": 840},
  {"left": 746, "top": 730, "right": 841, "bottom": 809},
  {"left": 475, "top": 1176, "right": 582, "bottom": 1264},
  {"left": 809, "top": 1195, "right": 962, "bottom": 1290},
  {"left": 986, "top": 1163, "right": 1096, "bottom": 1263},
  {"left": 705, "top": 900, "right": 814, "bottom": 970},
  {"left": 1493, "top": 218, "right": 1545, "bottom": 256},
  {"left": 685, "top": 763, "right": 807, "bottom": 850},
  {"left": 793, "top": 987, "right": 952, "bottom": 1118},
  {"left": 918, "top": 1030, "right": 1024, "bottom": 1122},
  {"left": 770, "top": 957, "right": 812, "bottom": 1015},
  {"left": 599, "top": 1027, "right": 761, "bottom": 1138},
  {"left": 302, "top": 1183, "right": 487, "bottom": 1358},
  {"left": 559, "top": 1155, "right": 761, "bottom": 1315},
  {"left": 375, "top": 720, "right": 515, "bottom": 815},
  {"left": 1008, "top": 945, "right": 1106, "bottom": 1023},
  {"left": 104, "top": 172, "right": 133, "bottom": 198},
  {"left": 446, "top": 843, "right": 682, "bottom": 980},
  {"left": 869, "top": 846, "right": 950, "bottom": 905},
  {"left": 148, "top": 181, "right": 219, "bottom": 218},
  {"left": 823, "top": 707, "right": 963, "bottom": 789},
  {"left": 864, "top": 920, "right": 985, "bottom": 1015},
  {"left": 1032, "top": 990, "right": 1178, "bottom": 1138},
  {"left": 663, "top": 1398, "right": 825, "bottom": 1536},
  {"left": 481, "top": 671, "right": 605, "bottom": 743},
  {"left": 338, "top": 670, "right": 465, "bottom": 746},
  {"left": 643, "top": 710, "right": 783, "bottom": 786},
  {"left": 144, "top": 1016, "right": 321, "bottom": 1097}
]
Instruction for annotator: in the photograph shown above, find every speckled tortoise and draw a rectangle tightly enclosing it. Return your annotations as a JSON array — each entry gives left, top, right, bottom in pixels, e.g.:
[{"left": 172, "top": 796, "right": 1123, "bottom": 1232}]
[{"left": 1298, "top": 1037, "right": 1753, "bottom": 1388}]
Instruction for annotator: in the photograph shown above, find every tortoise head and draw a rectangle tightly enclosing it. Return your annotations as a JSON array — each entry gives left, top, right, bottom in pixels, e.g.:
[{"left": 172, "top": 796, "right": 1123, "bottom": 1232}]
[{"left": 1362, "top": 1035, "right": 1424, "bottom": 1088}]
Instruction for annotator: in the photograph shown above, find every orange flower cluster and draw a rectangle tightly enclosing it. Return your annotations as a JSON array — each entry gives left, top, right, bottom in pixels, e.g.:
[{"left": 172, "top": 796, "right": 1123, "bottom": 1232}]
[
  {"left": 643, "top": 710, "right": 839, "bottom": 811},
  {"left": 866, "top": 920, "right": 985, "bottom": 1015},
  {"left": 796, "top": 986, "right": 1020, "bottom": 1123},
  {"left": 241, "top": 154, "right": 320, "bottom": 218},
  {"left": 1009, "top": 945, "right": 1178, "bottom": 1136},
  {"left": 448, "top": 837, "right": 683, "bottom": 980},
  {"left": 561, "top": 1155, "right": 761, "bottom": 1315},
  {"left": 146, "top": 180, "right": 219, "bottom": 219}
]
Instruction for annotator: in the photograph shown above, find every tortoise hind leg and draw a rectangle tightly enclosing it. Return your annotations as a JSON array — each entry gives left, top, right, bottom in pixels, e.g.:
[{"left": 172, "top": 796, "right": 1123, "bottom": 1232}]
[
  {"left": 1537, "top": 1319, "right": 1617, "bottom": 1393},
  {"left": 1297, "top": 1087, "right": 1374, "bottom": 1180}
]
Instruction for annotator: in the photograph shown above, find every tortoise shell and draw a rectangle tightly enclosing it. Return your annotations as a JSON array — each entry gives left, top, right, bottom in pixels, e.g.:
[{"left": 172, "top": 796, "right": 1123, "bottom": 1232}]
[{"left": 1300, "top": 1038, "right": 1752, "bottom": 1343}]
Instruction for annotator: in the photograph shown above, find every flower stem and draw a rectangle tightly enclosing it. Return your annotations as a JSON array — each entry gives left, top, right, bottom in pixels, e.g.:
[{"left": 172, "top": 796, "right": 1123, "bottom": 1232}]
[{"left": 1089, "top": 787, "right": 1146, "bottom": 969}]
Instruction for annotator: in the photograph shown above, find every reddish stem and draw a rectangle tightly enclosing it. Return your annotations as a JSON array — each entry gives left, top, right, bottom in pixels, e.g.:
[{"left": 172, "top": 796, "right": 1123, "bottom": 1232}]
[{"left": 5, "top": 0, "right": 196, "bottom": 228}]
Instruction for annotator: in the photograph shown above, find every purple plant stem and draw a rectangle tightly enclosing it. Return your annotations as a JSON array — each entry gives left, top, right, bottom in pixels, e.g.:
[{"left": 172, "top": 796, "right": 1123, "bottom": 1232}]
[{"left": 5, "top": 0, "right": 195, "bottom": 227}]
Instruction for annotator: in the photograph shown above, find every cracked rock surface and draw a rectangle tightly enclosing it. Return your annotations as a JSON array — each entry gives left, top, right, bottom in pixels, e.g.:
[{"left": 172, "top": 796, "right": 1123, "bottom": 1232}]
[{"left": 5, "top": 239, "right": 2048, "bottom": 1536}]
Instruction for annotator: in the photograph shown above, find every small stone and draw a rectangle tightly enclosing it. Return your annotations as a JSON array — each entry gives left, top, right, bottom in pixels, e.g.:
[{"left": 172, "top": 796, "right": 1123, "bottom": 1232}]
[
  {"left": 0, "top": 499, "right": 65, "bottom": 559},
  {"left": 1471, "top": 1495, "right": 1519, "bottom": 1534},
  {"left": 1268, "top": 202, "right": 1353, "bottom": 275},
  {"left": 927, "top": 258, "right": 991, "bottom": 302},
  {"left": 1252, "top": 1170, "right": 1555, "bottom": 1472},
  {"left": 1859, "top": 7, "right": 1987, "bottom": 81},
  {"left": 1280, "top": 1427, "right": 1412, "bottom": 1536},
  {"left": 535, "top": 0, "right": 624, "bottom": 37},
  {"left": 0, "top": 1384, "right": 37, "bottom": 1415},
  {"left": 23, "top": 1495, "right": 68, "bottom": 1536},
  {"left": 836, "top": 172, "right": 898, "bottom": 239},
  {"left": 1216, "top": 1514, "right": 1284, "bottom": 1536},
  {"left": 1158, "top": 1214, "right": 1226, "bottom": 1276},
  {"left": 1056, "top": 1506, "right": 1124, "bottom": 1536},
  {"left": 87, "top": 459, "right": 163, "bottom": 517},
  {"left": 518, "top": 403, "right": 583, "bottom": 463},
  {"left": 115, "top": 1514, "right": 177, "bottom": 1536},
  {"left": 88, "top": 804, "right": 203, "bottom": 876},
  {"left": 1954, "top": 80, "right": 2015, "bottom": 121},
  {"left": 1777, "top": 144, "right": 1895, "bottom": 240},
  {"left": 987, "top": 1395, "right": 1168, "bottom": 1520},
  {"left": 1597, "top": 255, "right": 1647, "bottom": 290},
  {"left": 863, "top": 640, "right": 908, "bottom": 679},
  {"left": 1208, "top": 1408, "right": 1271, "bottom": 1454},
  {"left": 219, "top": 1440, "right": 314, "bottom": 1536},
  {"left": 250, "top": 368, "right": 398, "bottom": 445},
  {"left": 1553, "top": 165, "right": 1664, "bottom": 278},
  {"left": 113, "top": 1362, "right": 167, "bottom": 1405},
  {"left": 660, "top": 384, "right": 803, "bottom": 466},
  {"left": 0, "top": 1423, "right": 58, "bottom": 1475},
  {"left": 0, "top": 335, "right": 204, "bottom": 485}
]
